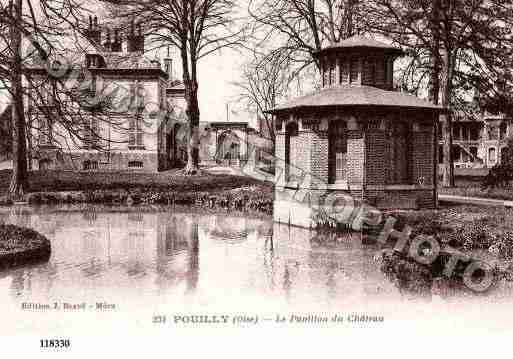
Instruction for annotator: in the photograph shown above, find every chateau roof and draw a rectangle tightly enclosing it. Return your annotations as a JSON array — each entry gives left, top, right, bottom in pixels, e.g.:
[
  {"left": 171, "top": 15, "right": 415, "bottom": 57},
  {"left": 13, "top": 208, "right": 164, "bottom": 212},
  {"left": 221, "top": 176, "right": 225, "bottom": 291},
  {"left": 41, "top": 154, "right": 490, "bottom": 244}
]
[
  {"left": 316, "top": 35, "right": 403, "bottom": 55},
  {"left": 268, "top": 85, "right": 443, "bottom": 114}
]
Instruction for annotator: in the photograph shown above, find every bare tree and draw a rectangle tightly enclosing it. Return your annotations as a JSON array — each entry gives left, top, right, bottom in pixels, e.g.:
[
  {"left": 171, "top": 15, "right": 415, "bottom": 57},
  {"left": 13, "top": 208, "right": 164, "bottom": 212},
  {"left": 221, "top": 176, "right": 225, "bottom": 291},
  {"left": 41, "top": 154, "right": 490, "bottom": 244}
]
[
  {"left": 1, "top": 0, "right": 96, "bottom": 196},
  {"left": 234, "top": 52, "right": 292, "bottom": 147},
  {"left": 249, "top": 0, "right": 363, "bottom": 74},
  {"left": 0, "top": 0, "right": 161, "bottom": 197},
  {"left": 366, "top": 0, "right": 513, "bottom": 187},
  {"left": 103, "top": 0, "right": 246, "bottom": 174},
  {"left": 8, "top": 0, "right": 28, "bottom": 198}
]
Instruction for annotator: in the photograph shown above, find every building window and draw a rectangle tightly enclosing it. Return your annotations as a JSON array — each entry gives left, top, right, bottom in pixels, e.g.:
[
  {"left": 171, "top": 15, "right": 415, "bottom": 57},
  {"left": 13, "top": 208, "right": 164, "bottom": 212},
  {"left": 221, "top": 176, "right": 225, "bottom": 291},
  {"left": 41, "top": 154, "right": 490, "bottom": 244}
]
[
  {"left": 388, "top": 122, "right": 409, "bottom": 184},
  {"left": 452, "top": 145, "right": 462, "bottom": 163},
  {"left": 439, "top": 145, "right": 444, "bottom": 164},
  {"left": 340, "top": 59, "right": 349, "bottom": 84},
  {"left": 368, "top": 59, "right": 376, "bottom": 85},
  {"left": 489, "top": 147, "right": 497, "bottom": 164},
  {"left": 500, "top": 122, "right": 508, "bottom": 140},
  {"left": 129, "top": 114, "right": 144, "bottom": 149},
  {"left": 39, "top": 159, "right": 52, "bottom": 171},
  {"left": 128, "top": 161, "right": 144, "bottom": 168},
  {"left": 83, "top": 160, "right": 98, "bottom": 170},
  {"left": 470, "top": 125, "right": 480, "bottom": 141},
  {"left": 322, "top": 60, "right": 329, "bottom": 87},
  {"left": 461, "top": 150, "right": 469, "bottom": 163},
  {"left": 329, "top": 60, "right": 336, "bottom": 86},
  {"left": 376, "top": 59, "right": 385, "bottom": 84},
  {"left": 82, "top": 117, "right": 100, "bottom": 149},
  {"left": 38, "top": 117, "right": 53, "bottom": 146},
  {"left": 350, "top": 58, "right": 359, "bottom": 83},
  {"left": 470, "top": 146, "right": 478, "bottom": 162},
  {"left": 501, "top": 147, "right": 509, "bottom": 164},
  {"left": 488, "top": 126, "right": 498, "bottom": 140},
  {"left": 453, "top": 124, "right": 461, "bottom": 140},
  {"left": 285, "top": 121, "right": 299, "bottom": 182},
  {"left": 328, "top": 121, "right": 347, "bottom": 184},
  {"left": 462, "top": 125, "right": 469, "bottom": 141}
]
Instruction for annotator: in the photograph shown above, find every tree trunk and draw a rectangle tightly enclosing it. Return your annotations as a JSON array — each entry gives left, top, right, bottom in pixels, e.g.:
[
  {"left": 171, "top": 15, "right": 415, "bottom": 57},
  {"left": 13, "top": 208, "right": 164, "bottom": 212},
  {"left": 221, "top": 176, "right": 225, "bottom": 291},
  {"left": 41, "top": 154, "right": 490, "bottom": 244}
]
[
  {"left": 9, "top": 0, "right": 29, "bottom": 200},
  {"left": 184, "top": 80, "right": 200, "bottom": 175},
  {"left": 440, "top": 48, "right": 455, "bottom": 188},
  {"left": 430, "top": 0, "right": 441, "bottom": 206}
]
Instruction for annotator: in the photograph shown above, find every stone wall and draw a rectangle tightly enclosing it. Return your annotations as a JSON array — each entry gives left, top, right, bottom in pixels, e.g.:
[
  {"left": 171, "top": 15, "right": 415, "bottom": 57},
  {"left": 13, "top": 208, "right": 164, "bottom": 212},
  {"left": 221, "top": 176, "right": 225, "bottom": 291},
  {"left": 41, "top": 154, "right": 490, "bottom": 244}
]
[{"left": 274, "top": 187, "right": 435, "bottom": 228}]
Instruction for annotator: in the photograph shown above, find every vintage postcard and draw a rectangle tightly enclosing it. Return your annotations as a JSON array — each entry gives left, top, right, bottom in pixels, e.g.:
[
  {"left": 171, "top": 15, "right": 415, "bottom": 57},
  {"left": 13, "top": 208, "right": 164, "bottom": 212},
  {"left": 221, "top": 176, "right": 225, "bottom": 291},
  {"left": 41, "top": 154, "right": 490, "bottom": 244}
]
[{"left": 0, "top": 0, "right": 512, "bottom": 356}]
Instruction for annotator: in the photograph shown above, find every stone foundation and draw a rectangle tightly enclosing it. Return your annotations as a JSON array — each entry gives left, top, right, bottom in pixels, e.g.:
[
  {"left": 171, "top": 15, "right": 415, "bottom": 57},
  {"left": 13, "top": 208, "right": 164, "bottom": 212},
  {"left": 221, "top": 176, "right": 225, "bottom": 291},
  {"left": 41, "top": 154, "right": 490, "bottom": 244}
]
[{"left": 274, "top": 186, "right": 436, "bottom": 228}]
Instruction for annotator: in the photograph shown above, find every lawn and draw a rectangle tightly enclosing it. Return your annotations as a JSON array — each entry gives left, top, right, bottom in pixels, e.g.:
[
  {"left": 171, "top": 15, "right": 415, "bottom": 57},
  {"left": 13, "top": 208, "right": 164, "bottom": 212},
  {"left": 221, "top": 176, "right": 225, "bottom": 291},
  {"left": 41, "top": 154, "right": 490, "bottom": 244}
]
[
  {"left": 438, "top": 176, "right": 513, "bottom": 201},
  {"left": 378, "top": 204, "right": 513, "bottom": 295},
  {"left": 385, "top": 204, "right": 513, "bottom": 256}
]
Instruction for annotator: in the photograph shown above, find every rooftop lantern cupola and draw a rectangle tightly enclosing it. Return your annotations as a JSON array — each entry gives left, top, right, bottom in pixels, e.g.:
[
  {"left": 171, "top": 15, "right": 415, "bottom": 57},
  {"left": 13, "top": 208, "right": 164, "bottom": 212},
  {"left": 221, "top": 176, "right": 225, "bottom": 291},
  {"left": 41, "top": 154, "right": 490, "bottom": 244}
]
[{"left": 316, "top": 36, "right": 403, "bottom": 91}]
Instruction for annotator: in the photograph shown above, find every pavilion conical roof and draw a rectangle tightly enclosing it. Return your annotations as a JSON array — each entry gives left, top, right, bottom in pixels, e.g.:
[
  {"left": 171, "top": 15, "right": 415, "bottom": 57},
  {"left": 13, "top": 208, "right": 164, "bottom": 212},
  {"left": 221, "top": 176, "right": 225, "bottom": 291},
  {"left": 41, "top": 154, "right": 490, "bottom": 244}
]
[{"left": 317, "top": 35, "right": 403, "bottom": 55}]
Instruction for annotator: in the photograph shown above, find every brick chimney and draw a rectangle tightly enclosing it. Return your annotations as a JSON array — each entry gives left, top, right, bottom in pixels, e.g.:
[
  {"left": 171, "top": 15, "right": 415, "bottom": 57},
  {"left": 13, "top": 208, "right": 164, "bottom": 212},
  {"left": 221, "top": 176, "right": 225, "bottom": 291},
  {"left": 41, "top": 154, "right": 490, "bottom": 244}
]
[
  {"left": 127, "top": 21, "right": 144, "bottom": 53},
  {"left": 164, "top": 46, "right": 173, "bottom": 81}
]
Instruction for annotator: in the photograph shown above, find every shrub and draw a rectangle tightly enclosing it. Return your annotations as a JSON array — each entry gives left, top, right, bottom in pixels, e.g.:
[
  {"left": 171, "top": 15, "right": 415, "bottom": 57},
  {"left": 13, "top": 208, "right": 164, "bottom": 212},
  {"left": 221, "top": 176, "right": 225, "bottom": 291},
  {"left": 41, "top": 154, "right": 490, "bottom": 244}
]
[{"left": 482, "top": 137, "right": 513, "bottom": 189}]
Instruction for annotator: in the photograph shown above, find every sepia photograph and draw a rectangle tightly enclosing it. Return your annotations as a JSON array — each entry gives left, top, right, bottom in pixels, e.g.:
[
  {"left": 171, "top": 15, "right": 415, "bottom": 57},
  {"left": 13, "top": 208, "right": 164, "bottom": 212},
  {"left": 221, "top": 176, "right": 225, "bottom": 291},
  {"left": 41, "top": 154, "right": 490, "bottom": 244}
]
[{"left": 0, "top": 0, "right": 512, "bottom": 356}]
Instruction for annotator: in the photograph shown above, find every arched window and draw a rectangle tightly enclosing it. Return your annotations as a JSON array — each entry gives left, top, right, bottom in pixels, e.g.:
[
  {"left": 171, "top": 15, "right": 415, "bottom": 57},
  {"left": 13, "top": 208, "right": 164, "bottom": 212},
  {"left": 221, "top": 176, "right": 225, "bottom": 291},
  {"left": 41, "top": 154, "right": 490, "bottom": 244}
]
[
  {"left": 489, "top": 147, "right": 497, "bottom": 164},
  {"left": 328, "top": 121, "right": 347, "bottom": 184},
  {"left": 285, "top": 121, "right": 299, "bottom": 182}
]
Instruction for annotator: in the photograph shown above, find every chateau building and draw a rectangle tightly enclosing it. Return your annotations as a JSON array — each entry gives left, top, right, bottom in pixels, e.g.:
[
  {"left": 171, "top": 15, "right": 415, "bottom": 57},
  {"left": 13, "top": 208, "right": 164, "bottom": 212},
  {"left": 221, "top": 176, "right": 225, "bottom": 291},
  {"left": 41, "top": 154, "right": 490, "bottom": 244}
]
[
  {"left": 26, "top": 17, "right": 186, "bottom": 172},
  {"left": 268, "top": 36, "right": 443, "bottom": 228},
  {"left": 442, "top": 112, "right": 512, "bottom": 171},
  {"left": 25, "top": 17, "right": 257, "bottom": 172}
]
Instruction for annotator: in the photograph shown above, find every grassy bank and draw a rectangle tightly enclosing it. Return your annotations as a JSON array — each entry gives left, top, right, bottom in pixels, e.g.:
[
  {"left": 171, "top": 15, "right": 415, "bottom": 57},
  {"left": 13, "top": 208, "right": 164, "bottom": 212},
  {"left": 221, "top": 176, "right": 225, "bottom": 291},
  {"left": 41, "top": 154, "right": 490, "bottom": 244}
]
[
  {"left": 438, "top": 176, "right": 513, "bottom": 200},
  {"left": 375, "top": 205, "right": 512, "bottom": 295},
  {"left": 0, "top": 224, "right": 51, "bottom": 270},
  {"left": 0, "top": 169, "right": 274, "bottom": 216},
  {"left": 0, "top": 169, "right": 271, "bottom": 194}
]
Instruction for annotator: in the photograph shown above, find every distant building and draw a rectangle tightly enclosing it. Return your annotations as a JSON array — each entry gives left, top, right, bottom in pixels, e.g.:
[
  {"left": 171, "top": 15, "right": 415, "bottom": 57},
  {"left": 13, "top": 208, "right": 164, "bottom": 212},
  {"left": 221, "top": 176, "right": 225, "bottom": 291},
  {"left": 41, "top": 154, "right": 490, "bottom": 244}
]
[
  {"left": 0, "top": 106, "right": 12, "bottom": 161},
  {"left": 25, "top": 17, "right": 264, "bottom": 173},
  {"left": 439, "top": 111, "right": 511, "bottom": 171}
]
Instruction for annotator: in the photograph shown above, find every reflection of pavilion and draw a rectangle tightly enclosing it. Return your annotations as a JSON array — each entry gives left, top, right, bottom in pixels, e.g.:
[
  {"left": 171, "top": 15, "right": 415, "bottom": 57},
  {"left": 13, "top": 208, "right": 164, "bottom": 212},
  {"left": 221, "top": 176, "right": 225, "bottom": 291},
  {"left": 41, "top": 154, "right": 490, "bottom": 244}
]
[{"left": 208, "top": 216, "right": 249, "bottom": 243}]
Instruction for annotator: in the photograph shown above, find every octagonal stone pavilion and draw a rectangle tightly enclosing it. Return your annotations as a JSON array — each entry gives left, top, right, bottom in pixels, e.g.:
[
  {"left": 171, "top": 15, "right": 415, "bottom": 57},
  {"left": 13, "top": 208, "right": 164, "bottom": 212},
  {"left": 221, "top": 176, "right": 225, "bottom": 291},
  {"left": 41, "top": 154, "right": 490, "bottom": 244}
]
[{"left": 267, "top": 36, "right": 444, "bottom": 228}]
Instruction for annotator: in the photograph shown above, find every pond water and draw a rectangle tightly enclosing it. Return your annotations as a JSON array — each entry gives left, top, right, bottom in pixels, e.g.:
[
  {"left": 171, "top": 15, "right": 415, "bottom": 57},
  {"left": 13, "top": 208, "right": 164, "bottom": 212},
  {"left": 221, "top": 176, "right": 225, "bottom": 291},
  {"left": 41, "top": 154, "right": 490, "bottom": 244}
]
[{"left": 0, "top": 205, "right": 512, "bottom": 334}]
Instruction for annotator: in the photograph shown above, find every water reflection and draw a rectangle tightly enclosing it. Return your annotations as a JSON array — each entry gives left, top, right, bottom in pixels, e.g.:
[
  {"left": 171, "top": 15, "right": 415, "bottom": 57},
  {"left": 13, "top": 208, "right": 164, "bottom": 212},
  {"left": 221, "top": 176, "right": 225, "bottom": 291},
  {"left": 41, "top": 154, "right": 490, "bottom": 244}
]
[{"left": 0, "top": 205, "right": 512, "bottom": 314}]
